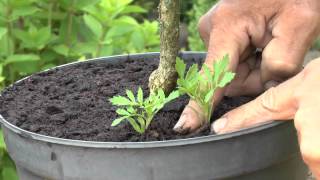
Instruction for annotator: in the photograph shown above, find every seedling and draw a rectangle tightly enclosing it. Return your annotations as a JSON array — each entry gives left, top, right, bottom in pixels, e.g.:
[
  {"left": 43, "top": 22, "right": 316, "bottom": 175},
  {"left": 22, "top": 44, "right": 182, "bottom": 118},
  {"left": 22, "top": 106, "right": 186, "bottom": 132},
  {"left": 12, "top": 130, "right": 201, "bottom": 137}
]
[
  {"left": 110, "top": 87, "right": 179, "bottom": 134},
  {"left": 175, "top": 55, "right": 235, "bottom": 123}
]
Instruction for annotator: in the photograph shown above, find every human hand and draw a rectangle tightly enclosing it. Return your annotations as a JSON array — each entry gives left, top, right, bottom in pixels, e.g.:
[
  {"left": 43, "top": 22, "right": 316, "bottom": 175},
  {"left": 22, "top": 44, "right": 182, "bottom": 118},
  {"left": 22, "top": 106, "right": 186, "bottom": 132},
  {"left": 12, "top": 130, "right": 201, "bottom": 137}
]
[
  {"left": 212, "top": 58, "right": 320, "bottom": 178},
  {"left": 174, "top": 0, "right": 320, "bottom": 133}
]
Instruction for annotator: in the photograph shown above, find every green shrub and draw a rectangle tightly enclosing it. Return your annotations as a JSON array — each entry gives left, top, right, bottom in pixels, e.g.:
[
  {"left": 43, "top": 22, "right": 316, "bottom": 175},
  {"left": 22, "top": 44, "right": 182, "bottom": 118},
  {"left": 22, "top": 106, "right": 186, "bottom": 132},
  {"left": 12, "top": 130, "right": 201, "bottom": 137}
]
[
  {"left": 0, "top": 0, "right": 160, "bottom": 90},
  {"left": 0, "top": 129, "right": 18, "bottom": 180},
  {"left": 187, "top": 0, "right": 217, "bottom": 51}
]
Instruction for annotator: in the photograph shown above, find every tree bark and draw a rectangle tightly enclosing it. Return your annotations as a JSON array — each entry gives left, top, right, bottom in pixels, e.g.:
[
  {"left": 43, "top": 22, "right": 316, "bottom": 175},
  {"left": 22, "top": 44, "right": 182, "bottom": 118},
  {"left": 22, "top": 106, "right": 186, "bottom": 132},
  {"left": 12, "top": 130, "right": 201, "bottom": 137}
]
[{"left": 148, "top": 0, "right": 180, "bottom": 94}]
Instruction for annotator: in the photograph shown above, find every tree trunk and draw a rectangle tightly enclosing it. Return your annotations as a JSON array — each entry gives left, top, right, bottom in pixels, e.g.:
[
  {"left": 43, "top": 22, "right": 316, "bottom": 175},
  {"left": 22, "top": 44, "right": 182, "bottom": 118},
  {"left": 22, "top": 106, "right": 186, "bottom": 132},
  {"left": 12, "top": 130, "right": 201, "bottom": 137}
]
[{"left": 148, "top": 0, "right": 180, "bottom": 94}]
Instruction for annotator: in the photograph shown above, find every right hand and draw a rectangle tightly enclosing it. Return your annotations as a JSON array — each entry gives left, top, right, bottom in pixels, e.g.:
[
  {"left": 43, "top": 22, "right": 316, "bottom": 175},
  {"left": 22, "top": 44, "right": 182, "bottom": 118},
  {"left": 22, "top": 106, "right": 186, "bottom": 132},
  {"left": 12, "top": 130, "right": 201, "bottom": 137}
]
[
  {"left": 174, "top": 0, "right": 320, "bottom": 133},
  {"left": 211, "top": 58, "right": 320, "bottom": 179}
]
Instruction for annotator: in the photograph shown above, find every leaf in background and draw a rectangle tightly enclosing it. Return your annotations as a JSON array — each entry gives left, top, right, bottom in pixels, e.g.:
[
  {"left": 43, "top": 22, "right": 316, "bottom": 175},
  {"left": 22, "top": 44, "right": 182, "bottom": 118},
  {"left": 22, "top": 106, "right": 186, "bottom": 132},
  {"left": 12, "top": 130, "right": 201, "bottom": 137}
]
[
  {"left": 0, "top": 34, "right": 14, "bottom": 56},
  {"left": 40, "top": 63, "right": 56, "bottom": 71},
  {"left": 99, "top": 45, "right": 113, "bottom": 56},
  {"left": 35, "top": 27, "right": 51, "bottom": 49},
  {"left": 122, "top": 5, "right": 146, "bottom": 14},
  {"left": 51, "top": 44, "right": 69, "bottom": 56},
  {"left": 74, "top": 0, "right": 100, "bottom": 10},
  {"left": 105, "top": 24, "right": 134, "bottom": 39},
  {"left": 114, "top": 16, "right": 139, "bottom": 26},
  {"left": 130, "top": 29, "right": 144, "bottom": 51},
  {"left": 4, "top": 54, "right": 40, "bottom": 74},
  {"left": 0, "top": 129, "right": 5, "bottom": 150},
  {"left": 13, "top": 27, "right": 51, "bottom": 50},
  {"left": 0, "top": 27, "right": 7, "bottom": 40},
  {"left": 72, "top": 42, "right": 97, "bottom": 56},
  {"left": 1, "top": 151, "right": 18, "bottom": 180},
  {"left": 2, "top": 166, "right": 18, "bottom": 180},
  {"left": 4, "top": 54, "right": 40, "bottom": 65},
  {"left": 11, "top": 6, "right": 39, "bottom": 21},
  {"left": 83, "top": 14, "right": 103, "bottom": 39}
]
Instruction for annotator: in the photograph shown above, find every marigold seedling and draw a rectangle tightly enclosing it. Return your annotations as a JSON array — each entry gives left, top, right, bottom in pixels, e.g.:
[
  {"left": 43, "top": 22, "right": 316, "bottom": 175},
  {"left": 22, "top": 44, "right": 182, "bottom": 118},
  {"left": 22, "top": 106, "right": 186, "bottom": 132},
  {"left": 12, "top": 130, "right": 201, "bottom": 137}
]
[
  {"left": 110, "top": 87, "right": 180, "bottom": 134},
  {"left": 175, "top": 54, "right": 235, "bottom": 123}
]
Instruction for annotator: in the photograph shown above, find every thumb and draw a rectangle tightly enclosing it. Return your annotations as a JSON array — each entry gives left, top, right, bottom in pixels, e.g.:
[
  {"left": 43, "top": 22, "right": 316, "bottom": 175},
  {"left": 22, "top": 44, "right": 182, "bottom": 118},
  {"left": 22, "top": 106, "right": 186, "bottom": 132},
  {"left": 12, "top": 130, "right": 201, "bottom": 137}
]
[{"left": 212, "top": 71, "right": 303, "bottom": 134}]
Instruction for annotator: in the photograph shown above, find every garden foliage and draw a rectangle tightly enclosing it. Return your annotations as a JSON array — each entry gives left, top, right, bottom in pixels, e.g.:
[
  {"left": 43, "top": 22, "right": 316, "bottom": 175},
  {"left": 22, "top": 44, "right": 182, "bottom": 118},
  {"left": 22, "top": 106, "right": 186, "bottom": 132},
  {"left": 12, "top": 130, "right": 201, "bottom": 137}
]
[{"left": 0, "top": 0, "right": 159, "bottom": 90}]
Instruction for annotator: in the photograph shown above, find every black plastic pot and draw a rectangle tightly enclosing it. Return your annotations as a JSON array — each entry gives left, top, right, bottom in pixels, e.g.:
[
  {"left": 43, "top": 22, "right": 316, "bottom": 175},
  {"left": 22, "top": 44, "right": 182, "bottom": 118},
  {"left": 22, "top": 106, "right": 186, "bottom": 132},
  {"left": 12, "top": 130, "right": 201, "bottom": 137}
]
[{"left": 0, "top": 52, "right": 307, "bottom": 180}]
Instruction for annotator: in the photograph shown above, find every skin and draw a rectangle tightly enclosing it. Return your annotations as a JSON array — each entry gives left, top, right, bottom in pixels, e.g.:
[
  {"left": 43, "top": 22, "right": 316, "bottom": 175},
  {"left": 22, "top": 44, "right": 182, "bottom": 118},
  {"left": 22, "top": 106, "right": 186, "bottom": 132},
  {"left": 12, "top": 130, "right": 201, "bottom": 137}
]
[{"left": 173, "top": 0, "right": 320, "bottom": 177}]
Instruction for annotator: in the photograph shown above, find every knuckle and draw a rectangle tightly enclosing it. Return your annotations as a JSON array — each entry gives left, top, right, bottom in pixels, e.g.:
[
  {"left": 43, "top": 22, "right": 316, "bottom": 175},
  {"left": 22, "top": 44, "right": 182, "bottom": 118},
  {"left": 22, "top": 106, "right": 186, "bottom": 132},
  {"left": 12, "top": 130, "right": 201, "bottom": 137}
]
[
  {"left": 260, "top": 87, "right": 279, "bottom": 113},
  {"left": 263, "top": 55, "right": 301, "bottom": 79}
]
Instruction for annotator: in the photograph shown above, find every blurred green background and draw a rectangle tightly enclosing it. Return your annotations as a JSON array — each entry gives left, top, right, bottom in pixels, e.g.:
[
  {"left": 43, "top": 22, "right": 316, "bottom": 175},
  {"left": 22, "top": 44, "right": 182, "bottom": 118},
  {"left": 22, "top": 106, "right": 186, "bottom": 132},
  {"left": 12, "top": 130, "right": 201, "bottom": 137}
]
[
  {"left": 0, "top": 0, "right": 217, "bottom": 179},
  {"left": 0, "top": 0, "right": 319, "bottom": 179}
]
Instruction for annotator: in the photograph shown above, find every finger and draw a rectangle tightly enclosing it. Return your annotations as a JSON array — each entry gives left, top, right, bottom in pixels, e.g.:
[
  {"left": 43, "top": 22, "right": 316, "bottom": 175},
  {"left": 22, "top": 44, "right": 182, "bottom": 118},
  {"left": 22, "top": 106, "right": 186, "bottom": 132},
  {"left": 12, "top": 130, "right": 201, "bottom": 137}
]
[
  {"left": 261, "top": 9, "right": 320, "bottom": 84},
  {"left": 174, "top": 11, "right": 251, "bottom": 133},
  {"left": 211, "top": 70, "right": 304, "bottom": 134},
  {"left": 225, "top": 61, "right": 264, "bottom": 97},
  {"left": 294, "top": 107, "right": 320, "bottom": 178},
  {"left": 174, "top": 100, "right": 204, "bottom": 133}
]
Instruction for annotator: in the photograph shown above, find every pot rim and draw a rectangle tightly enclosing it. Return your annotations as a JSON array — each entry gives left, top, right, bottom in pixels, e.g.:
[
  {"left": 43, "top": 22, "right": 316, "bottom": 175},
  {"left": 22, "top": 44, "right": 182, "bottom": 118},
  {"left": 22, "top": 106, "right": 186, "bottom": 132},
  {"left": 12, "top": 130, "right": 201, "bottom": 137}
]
[{"left": 0, "top": 52, "right": 287, "bottom": 149}]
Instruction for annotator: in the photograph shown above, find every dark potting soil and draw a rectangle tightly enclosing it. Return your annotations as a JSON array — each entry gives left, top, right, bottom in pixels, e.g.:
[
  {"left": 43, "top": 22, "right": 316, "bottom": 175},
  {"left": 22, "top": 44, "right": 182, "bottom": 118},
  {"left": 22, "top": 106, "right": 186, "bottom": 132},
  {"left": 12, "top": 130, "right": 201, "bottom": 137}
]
[{"left": 0, "top": 58, "right": 252, "bottom": 142}]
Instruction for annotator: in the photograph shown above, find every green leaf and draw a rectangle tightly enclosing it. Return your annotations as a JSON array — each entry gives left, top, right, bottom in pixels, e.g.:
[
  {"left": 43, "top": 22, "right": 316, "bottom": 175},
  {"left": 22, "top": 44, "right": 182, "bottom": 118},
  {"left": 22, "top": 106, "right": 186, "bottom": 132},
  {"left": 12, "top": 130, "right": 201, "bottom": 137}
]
[
  {"left": 130, "top": 30, "right": 144, "bottom": 51},
  {"left": 116, "top": 109, "right": 130, "bottom": 116},
  {"left": 2, "top": 166, "right": 18, "bottom": 180},
  {"left": 4, "top": 54, "right": 40, "bottom": 74},
  {"left": 204, "top": 89, "right": 215, "bottom": 103},
  {"left": 52, "top": 45, "right": 69, "bottom": 56},
  {"left": 0, "top": 76, "right": 5, "bottom": 83},
  {"left": 105, "top": 24, "right": 134, "bottom": 38},
  {"left": 11, "top": 6, "right": 39, "bottom": 20},
  {"left": 83, "top": 14, "right": 103, "bottom": 38},
  {"left": 214, "top": 55, "right": 229, "bottom": 83},
  {"left": 41, "top": 63, "right": 56, "bottom": 71},
  {"left": 136, "top": 116, "right": 145, "bottom": 129},
  {"left": 0, "top": 129, "right": 5, "bottom": 149},
  {"left": 0, "top": 33, "right": 14, "bottom": 56},
  {"left": 111, "top": 116, "right": 127, "bottom": 126},
  {"left": 74, "top": 0, "right": 100, "bottom": 9},
  {"left": 166, "top": 90, "right": 180, "bottom": 103},
  {"left": 122, "top": 5, "right": 147, "bottom": 14},
  {"left": 218, "top": 72, "right": 235, "bottom": 88},
  {"left": 109, "top": 96, "right": 132, "bottom": 106},
  {"left": 175, "top": 58, "right": 186, "bottom": 78},
  {"left": 202, "top": 64, "right": 212, "bottom": 82},
  {"left": 0, "top": 27, "right": 7, "bottom": 40},
  {"left": 126, "top": 90, "right": 135, "bottom": 102},
  {"left": 185, "top": 64, "right": 199, "bottom": 81},
  {"left": 126, "top": 107, "right": 135, "bottom": 113},
  {"left": 127, "top": 117, "right": 143, "bottom": 133},
  {"left": 157, "top": 89, "right": 166, "bottom": 101},
  {"left": 137, "top": 87, "right": 143, "bottom": 104},
  {"left": 4, "top": 54, "right": 40, "bottom": 65}
]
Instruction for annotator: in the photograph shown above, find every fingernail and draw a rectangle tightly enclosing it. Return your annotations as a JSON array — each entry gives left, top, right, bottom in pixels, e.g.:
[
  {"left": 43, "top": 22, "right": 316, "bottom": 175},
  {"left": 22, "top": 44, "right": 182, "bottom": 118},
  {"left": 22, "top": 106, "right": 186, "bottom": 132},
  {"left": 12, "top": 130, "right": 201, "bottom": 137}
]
[
  {"left": 173, "top": 115, "right": 187, "bottom": 131},
  {"left": 212, "top": 118, "right": 227, "bottom": 133},
  {"left": 264, "top": 80, "right": 279, "bottom": 90}
]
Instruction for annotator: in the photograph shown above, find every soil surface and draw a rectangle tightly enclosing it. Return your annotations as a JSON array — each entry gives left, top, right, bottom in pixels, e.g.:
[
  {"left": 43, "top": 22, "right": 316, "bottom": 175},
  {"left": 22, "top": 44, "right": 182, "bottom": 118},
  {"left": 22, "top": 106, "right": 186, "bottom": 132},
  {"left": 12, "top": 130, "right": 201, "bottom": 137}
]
[{"left": 0, "top": 58, "right": 252, "bottom": 142}]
